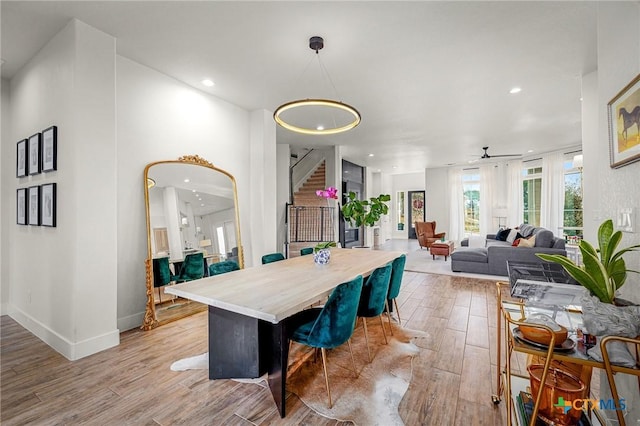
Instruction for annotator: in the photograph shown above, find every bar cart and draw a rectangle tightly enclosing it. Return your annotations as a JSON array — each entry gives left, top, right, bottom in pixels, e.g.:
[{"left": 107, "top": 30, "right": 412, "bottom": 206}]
[{"left": 493, "top": 281, "right": 640, "bottom": 426}]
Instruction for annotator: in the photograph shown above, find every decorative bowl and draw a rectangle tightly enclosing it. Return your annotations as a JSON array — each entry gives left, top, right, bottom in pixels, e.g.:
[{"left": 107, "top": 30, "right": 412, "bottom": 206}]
[{"left": 519, "top": 324, "right": 568, "bottom": 347}]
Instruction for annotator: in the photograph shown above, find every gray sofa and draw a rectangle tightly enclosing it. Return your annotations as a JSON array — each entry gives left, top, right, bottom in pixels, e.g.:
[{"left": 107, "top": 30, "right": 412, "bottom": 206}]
[{"left": 451, "top": 224, "right": 566, "bottom": 276}]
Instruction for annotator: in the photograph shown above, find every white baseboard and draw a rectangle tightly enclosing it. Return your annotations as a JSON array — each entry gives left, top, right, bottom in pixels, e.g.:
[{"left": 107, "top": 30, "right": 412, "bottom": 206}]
[
  {"left": 7, "top": 305, "right": 119, "bottom": 361},
  {"left": 117, "top": 311, "right": 145, "bottom": 332}
]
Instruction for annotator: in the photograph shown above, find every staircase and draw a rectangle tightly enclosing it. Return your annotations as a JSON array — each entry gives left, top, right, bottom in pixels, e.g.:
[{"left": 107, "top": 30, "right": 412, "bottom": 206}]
[
  {"left": 293, "top": 161, "right": 327, "bottom": 207},
  {"left": 289, "top": 161, "right": 335, "bottom": 256}
]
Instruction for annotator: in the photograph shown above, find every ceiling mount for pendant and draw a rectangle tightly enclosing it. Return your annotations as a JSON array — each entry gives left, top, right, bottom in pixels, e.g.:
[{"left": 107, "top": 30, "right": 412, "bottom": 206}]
[
  {"left": 273, "top": 36, "right": 361, "bottom": 136},
  {"left": 309, "top": 36, "right": 324, "bottom": 53}
]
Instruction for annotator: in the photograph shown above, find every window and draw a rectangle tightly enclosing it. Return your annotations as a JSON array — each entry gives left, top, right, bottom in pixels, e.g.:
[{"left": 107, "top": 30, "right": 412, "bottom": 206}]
[
  {"left": 396, "top": 191, "right": 405, "bottom": 230},
  {"left": 563, "top": 157, "right": 583, "bottom": 240},
  {"left": 463, "top": 171, "right": 480, "bottom": 233},
  {"left": 216, "top": 226, "right": 226, "bottom": 254},
  {"left": 522, "top": 165, "right": 542, "bottom": 226}
]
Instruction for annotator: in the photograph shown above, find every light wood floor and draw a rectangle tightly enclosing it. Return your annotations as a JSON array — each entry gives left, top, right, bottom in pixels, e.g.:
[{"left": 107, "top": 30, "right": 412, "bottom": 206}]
[{"left": 2, "top": 240, "right": 518, "bottom": 425}]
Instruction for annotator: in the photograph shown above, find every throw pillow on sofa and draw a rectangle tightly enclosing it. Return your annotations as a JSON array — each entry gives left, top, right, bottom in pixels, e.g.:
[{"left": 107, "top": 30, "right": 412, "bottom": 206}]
[
  {"left": 506, "top": 229, "right": 523, "bottom": 244},
  {"left": 518, "top": 235, "right": 536, "bottom": 248},
  {"left": 496, "top": 228, "right": 511, "bottom": 241}
]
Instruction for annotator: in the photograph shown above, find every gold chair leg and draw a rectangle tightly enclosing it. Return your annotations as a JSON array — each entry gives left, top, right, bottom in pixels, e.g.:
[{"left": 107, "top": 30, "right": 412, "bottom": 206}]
[
  {"left": 157, "top": 287, "right": 162, "bottom": 304},
  {"left": 320, "top": 348, "right": 332, "bottom": 408},
  {"left": 362, "top": 317, "right": 372, "bottom": 363},
  {"left": 385, "top": 301, "right": 394, "bottom": 335},
  {"left": 379, "top": 315, "right": 388, "bottom": 344},
  {"left": 347, "top": 339, "right": 358, "bottom": 378},
  {"left": 394, "top": 299, "right": 402, "bottom": 327}
]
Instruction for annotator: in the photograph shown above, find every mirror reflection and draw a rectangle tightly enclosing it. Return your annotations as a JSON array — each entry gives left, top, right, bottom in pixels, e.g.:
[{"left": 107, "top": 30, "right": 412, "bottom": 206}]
[{"left": 142, "top": 155, "right": 243, "bottom": 330}]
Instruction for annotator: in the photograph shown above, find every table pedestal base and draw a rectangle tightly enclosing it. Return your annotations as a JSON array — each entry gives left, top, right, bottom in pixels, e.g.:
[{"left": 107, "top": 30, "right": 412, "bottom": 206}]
[{"left": 208, "top": 306, "right": 289, "bottom": 418}]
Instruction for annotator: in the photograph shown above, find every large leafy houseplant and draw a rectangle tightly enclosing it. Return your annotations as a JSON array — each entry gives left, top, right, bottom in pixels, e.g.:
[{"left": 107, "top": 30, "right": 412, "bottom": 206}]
[
  {"left": 537, "top": 219, "right": 640, "bottom": 304},
  {"left": 341, "top": 191, "right": 391, "bottom": 228}
]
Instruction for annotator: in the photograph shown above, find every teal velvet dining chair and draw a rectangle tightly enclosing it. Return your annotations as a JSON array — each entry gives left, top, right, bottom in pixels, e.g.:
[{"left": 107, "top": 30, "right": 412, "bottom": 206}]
[
  {"left": 174, "top": 252, "right": 205, "bottom": 283},
  {"left": 288, "top": 275, "right": 363, "bottom": 408},
  {"left": 261, "top": 252, "right": 285, "bottom": 264},
  {"left": 209, "top": 260, "right": 240, "bottom": 276},
  {"left": 357, "top": 263, "right": 393, "bottom": 362},
  {"left": 386, "top": 254, "right": 407, "bottom": 335},
  {"left": 152, "top": 257, "right": 174, "bottom": 303},
  {"left": 300, "top": 247, "right": 314, "bottom": 256}
]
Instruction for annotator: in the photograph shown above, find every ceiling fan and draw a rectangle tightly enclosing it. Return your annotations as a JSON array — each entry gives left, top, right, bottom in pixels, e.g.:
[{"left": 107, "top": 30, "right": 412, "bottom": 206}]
[{"left": 478, "top": 146, "right": 521, "bottom": 159}]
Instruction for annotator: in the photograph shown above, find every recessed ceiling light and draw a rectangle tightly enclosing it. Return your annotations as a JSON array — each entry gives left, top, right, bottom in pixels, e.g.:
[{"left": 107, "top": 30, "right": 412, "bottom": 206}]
[
  {"left": 509, "top": 87, "right": 522, "bottom": 94},
  {"left": 192, "top": 189, "right": 196, "bottom": 192},
  {"left": 368, "top": 153, "right": 374, "bottom": 157},
  {"left": 527, "top": 150, "right": 534, "bottom": 153},
  {"left": 184, "top": 178, "right": 190, "bottom": 183},
  {"left": 201, "top": 203, "right": 205, "bottom": 207},
  {"left": 316, "top": 125, "right": 324, "bottom": 131},
  {"left": 202, "top": 79, "right": 214, "bottom": 87},
  {"left": 392, "top": 166, "right": 397, "bottom": 169}
]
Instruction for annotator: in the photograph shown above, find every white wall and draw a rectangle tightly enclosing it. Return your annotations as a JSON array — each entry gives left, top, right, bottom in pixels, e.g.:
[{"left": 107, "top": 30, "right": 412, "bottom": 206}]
[
  {"left": 248, "top": 110, "right": 278, "bottom": 264},
  {"left": 6, "top": 20, "right": 119, "bottom": 360},
  {"left": 586, "top": 2, "right": 640, "bottom": 304},
  {"left": 425, "top": 167, "right": 449, "bottom": 236},
  {"left": 115, "top": 55, "right": 255, "bottom": 331},
  {"left": 276, "top": 144, "right": 289, "bottom": 254},
  {"left": 585, "top": 3, "right": 640, "bottom": 421},
  {"left": 1, "top": 78, "right": 10, "bottom": 315}
]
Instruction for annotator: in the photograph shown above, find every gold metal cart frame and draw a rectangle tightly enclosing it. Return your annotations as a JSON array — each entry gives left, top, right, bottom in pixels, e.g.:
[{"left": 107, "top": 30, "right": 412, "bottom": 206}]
[{"left": 493, "top": 282, "right": 640, "bottom": 426}]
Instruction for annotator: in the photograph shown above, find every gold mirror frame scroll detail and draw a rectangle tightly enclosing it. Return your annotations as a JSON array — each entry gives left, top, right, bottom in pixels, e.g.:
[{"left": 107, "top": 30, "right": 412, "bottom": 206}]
[{"left": 141, "top": 155, "right": 244, "bottom": 330}]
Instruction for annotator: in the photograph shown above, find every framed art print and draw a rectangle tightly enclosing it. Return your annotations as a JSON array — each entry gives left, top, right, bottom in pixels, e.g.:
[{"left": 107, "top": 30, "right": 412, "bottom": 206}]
[
  {"left": 42, "top": 125, "right": 57, "bottom": 172},
  {"left": 27, "top": 185, "right": 40, "bottom": 226},
  {"left": 41, "top": 183, "right": 57, "bottom": 227},
  {"left": 608, "top": 73, "right": 640, "bottom": 168},
  {"left": 17, "top": 139, "right": 27, "bottom": 178},
  {"left": 16, "top": 188, "right": 27, "bottom": 225},
  {"left": 28, "top": 133, "right": 41, "bottom": 175}
]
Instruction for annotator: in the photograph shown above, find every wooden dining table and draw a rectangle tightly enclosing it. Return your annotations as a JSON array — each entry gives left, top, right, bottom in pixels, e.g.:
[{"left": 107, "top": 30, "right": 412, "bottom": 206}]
[{"left": 164, "top": 248, "right": 404, "bottom": 418}]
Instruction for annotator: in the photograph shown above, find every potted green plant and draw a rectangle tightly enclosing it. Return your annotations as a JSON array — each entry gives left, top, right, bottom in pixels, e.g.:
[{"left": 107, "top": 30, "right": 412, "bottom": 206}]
[
  {"left": 341, "top": 192, "right": 390, "bottom": 248},
  {"left": 537, "top": 219, "right": 640, "bottom": 304}
]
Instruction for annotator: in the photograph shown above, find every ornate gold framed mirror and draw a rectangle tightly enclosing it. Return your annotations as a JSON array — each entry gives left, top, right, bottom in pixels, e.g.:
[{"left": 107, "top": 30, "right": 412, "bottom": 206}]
[{"left": 142, "top": 155, "right": 243, "bottom": 330}]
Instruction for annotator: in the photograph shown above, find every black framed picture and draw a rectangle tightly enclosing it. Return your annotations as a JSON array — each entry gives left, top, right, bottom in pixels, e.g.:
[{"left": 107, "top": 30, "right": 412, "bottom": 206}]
[
  {"left": 27, "top": 185, "right": 40, "bottom": 226},
  {"left": 16, "top": 188, "right": 27, "bottom": 225},
  {"left": 41, "top": 183, "right": 57, "bottom": 227},
  {"left": 17, "top": 139, "right": 28, "bottom": 178},
  {"left": 42, "top": 126, "right": 57, "bottom": 172},
  {"left": 28, "top": 133, "right": 41, "bottom": 175}
]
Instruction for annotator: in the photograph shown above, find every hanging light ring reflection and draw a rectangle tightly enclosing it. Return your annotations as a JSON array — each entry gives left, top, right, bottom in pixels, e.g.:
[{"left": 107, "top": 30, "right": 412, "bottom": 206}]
[{"left": 273, "top": 98, "right": 361, "bottom": 135}]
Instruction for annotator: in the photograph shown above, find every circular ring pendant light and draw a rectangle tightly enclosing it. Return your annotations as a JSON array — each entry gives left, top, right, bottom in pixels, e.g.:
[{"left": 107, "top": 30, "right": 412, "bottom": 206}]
[{"left": 273, "top": 37, "right": 361, "bottom": 135}]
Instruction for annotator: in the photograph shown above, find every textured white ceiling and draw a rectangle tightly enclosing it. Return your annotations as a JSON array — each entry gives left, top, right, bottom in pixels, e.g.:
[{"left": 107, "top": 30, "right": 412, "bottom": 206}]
[{"left": 1, "top": 1, "right": 597, "bottom": 173}]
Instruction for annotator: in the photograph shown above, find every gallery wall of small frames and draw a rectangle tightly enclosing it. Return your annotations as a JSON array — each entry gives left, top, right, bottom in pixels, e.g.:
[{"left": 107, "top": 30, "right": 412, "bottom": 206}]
[{"left": 16, "top": 125, "right": 57, "bottom": 227}]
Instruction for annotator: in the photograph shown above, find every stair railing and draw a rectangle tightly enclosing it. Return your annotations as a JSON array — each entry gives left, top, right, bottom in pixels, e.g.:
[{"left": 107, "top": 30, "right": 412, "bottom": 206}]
[{"left": 288, "top": 205, "right": 336, "bottom": 243}]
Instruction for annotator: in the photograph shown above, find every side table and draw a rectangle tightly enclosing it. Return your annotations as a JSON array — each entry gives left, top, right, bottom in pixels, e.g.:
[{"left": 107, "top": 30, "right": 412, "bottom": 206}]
[{"left": 430, "top": 240, "right": 454, "bottom": 260}]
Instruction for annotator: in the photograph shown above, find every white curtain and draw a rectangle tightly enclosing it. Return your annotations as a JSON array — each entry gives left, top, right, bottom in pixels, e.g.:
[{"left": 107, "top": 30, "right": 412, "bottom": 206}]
[
  {"left": 448, "top": 167, "right": 465, "bottom": 243},
  {"left": 541, "top": 152, "right": 565, "bottom": 233},
  {"left": 479, "top": 164, "right": 496, "bottom": 236},
  {"left": 506, "top": 160, "right": 523, "bottom": 227}
]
